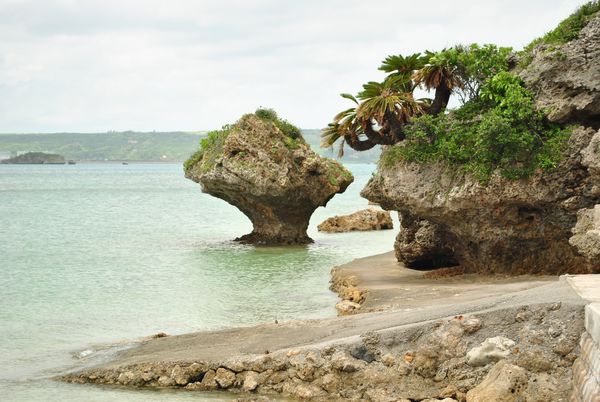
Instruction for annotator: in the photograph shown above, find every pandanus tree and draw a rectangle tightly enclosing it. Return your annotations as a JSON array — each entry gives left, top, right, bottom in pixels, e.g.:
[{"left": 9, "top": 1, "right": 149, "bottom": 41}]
[{"left": 322, "top": 49, "right": 465, "bottom": 155}]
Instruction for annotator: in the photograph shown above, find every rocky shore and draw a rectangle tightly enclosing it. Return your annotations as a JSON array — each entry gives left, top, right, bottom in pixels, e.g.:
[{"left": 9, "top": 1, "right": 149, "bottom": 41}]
[{"left": 59, "top": 253, "right": 590, "bottom": 401}]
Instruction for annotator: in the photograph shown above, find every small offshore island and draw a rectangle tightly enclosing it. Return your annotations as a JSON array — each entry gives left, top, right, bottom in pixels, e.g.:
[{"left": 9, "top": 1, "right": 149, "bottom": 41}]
[
  {"left": 1, "top": 151, "right": 66, "bottom": 164},
  {"left": 61, "top": 3, "right": 600, "bottom": 402}
]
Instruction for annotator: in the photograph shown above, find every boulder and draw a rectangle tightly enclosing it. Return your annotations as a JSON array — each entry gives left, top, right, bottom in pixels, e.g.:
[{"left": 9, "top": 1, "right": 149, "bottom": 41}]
[
  {"left": 185, "top": 113, "right": 353, "bottom": 245},
  {"left": 242, "top": 371, "right": 260, "bottom": 392},
  {"left": 466, "top": 336, "right": 515, "bottom": 367},
  {"left": 569, "top": 204, "right": 600, "bottom": 263},
  {"left": 214, "top": 368, "right": 236, "bottom": 388},
  {"left": 317, "top": 208, "right": 393, "bottom": 233},
  {"left": 466, "top": 361, "right": 528, "bottom": 402}
]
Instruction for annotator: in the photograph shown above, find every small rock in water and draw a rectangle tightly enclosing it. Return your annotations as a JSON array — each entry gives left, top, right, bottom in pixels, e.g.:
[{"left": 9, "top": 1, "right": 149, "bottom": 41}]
[{"left": 317, "top": 208, "right": 393, "bottom": 233}]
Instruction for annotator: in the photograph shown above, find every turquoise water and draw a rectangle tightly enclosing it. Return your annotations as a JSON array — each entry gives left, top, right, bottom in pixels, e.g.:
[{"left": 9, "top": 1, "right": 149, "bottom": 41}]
[{"left": 0, "top": 163, "right": 397, "bottom": 401}]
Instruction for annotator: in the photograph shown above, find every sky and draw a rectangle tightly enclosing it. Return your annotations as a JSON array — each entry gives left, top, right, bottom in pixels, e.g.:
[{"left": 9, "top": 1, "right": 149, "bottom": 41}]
[{"left": 0, "top": 0, "right": 588, "bottom": 132}]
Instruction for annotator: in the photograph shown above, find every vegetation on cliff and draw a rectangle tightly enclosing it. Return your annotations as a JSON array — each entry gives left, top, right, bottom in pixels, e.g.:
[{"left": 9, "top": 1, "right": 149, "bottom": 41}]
[
  {"left": 381, "top": 72, "right": 570, "bottom": 182},
  {"left": 521, "top": 0, "right": 600, "bottom": 64},
  {"left": 322, "top": 2, "right": 600, "bottom": 181},
  {"left": 184, "top": 108, "right": 304, "bottom": 174}
]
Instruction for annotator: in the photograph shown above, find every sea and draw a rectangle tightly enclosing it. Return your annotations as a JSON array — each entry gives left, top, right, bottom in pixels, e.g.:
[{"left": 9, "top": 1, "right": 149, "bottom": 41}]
[{"left": 0, "top": 162, "right": 397, "bottom": 401}]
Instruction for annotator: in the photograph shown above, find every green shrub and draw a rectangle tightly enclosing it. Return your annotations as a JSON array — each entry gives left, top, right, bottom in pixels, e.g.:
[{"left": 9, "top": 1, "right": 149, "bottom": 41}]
[
  {"left": 255, "top": 107, "right": 302, "bottom": 139},
  {"left": 521, "top": 1, "right": 599, "bottom": 64},
  {"left": 183, "top": 125, "right": 231, "bottom": 173},
  {"left": 382, "top": 72, "right": 571, "bottom": 183},
  {"left": 255, "top": 107, "right": 279, "bottom": 121}
]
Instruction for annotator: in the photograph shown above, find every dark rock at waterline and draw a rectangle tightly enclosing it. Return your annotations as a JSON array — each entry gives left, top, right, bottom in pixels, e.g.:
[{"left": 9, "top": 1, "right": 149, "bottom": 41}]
[{"left": 185, "top": 114, "right": 353, "bottom": 245}]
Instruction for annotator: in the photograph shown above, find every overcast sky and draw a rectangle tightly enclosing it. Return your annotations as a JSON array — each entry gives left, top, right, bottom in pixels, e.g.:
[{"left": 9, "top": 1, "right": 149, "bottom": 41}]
[{"left": 0, "top": 0, "right": 587, "bottom": 132}]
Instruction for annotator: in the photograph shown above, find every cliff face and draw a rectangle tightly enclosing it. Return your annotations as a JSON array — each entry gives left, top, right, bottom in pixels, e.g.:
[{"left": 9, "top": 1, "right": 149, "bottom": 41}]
[
  {"left": 519, "top": 14, "right": 600, "bottom": 128},
  {"left": 361, "top": 15, "right": 600, "bottom": 274},
  {"left": 185, "top": 114, "right": 353, "bottom": 245}
]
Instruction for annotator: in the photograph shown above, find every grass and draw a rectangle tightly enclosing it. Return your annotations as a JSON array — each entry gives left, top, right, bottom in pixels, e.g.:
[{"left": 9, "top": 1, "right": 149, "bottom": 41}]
[
  {"left": 183, "top": 126, "right": 231, "bottom": 173},
  {"left": 520, "top": 1, "right": 599, "bottom": 65}
]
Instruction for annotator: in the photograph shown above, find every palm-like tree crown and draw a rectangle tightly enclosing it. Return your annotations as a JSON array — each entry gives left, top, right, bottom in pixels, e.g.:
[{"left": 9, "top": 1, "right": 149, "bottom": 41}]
[
  {"left": 412, "top": 49, "right": 463, "bottom": 91},
  {"left": 323, "top": 46, "right": 474, "bottom": 153}
]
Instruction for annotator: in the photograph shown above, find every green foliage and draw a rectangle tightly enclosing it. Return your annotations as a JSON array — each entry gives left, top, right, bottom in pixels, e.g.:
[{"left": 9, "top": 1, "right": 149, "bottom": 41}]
[
  {"left": 382, "top": 73, "right": 571, "bottom": 182},
  {"left": 521, "top": 1, "right": 599, "bottom": 63},
  {"left": 183, "top": 126, "right": 231, "bottom": 173},
  {"left": 453, "top": 44, "right": 513, "bottom": 102},
  {"left": 357, "top": 76, "right": 422, "bottom": 123},
  {"left": 283, "top": 136, "right": 301, "bottom": 150},
  {"left": 255, "top": 107, "right": 302, "bottom": 139},
  {"left": 325, "top": 160, "right": 353, "bottom": 186},
  {"left": 183, "top": 149, "right": 203, "bottom": 172},
  {"left": 254, "top": 107, "right": 279, "bottom": 121}
]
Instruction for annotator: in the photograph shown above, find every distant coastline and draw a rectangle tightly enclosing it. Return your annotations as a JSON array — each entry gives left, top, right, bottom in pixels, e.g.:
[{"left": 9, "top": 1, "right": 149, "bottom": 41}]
[{"left": 0, "top": 130, "right": 380, "bottom": 164}]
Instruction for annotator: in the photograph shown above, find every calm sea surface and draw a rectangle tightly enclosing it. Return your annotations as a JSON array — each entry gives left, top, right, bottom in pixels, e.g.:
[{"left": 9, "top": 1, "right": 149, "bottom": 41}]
[{"left": 0, "top": 163, "right": 397, "bottom": 401}]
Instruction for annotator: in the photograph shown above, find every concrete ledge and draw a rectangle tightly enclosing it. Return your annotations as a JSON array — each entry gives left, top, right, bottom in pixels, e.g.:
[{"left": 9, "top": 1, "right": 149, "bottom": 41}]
[
  {"left": 565, "top": 275, "right": 600, "bottom": 302},
  {"left": 567, "top": 275, "right": 600, "bottom": 402},
  {"left": 586, "top": 303, "right": 600, "bottom": 346}
]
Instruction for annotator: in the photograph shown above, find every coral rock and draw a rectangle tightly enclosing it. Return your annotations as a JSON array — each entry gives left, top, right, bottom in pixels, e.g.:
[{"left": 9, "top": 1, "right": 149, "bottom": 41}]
[
  {"left": 185, "top": 114, "right": 353, "bottom": 245},
  {"left": 317, "top": 208, "right": 393, "bottom": 233}
]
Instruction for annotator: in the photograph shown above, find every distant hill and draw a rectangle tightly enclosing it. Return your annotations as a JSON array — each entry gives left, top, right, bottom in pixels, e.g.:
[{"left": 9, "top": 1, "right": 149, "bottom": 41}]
[
  {"left": 0, "top": 131, "right": 203, "bottom": 162},
  {"left": 0, "top": 130, "right": 380, "bottom": 164}
]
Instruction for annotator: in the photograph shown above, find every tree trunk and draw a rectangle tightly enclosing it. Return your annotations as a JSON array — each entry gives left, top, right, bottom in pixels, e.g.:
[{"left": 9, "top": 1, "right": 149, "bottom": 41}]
[
  {"left": 429, "top": 80, "right": 451, "bottom": 116},
  {"left": 346, "top": 134, "right": 377, "bottom": 151}
]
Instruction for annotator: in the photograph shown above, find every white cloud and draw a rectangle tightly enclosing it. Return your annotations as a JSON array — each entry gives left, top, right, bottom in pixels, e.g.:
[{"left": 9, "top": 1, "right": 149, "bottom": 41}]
[{"left": 0, "top": 0, "right": 587, "bottom": 132}]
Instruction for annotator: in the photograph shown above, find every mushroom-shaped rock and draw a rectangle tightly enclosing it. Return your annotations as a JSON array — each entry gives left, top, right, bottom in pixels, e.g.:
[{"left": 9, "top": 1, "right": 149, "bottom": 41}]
[{"left": 184, "top": 112, "right": 353, "bottom": 245}]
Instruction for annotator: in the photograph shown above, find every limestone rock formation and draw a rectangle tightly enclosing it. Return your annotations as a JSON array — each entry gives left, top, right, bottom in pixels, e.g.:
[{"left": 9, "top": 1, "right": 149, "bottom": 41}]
[
  {"left": 518, "top": 14, "right": 600, "bottom": 126},
  {"left": 317, "top": 208, "right": 393, "bottom": 233},
  {"left": 185, "top": 113, "right": 353, "bottom": 245},
  {"left": 362, "top": 14, "right": 600, "bottom": 274},
  {"left": 364, "top": 125, "right": 600, "bottom": 274}
]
